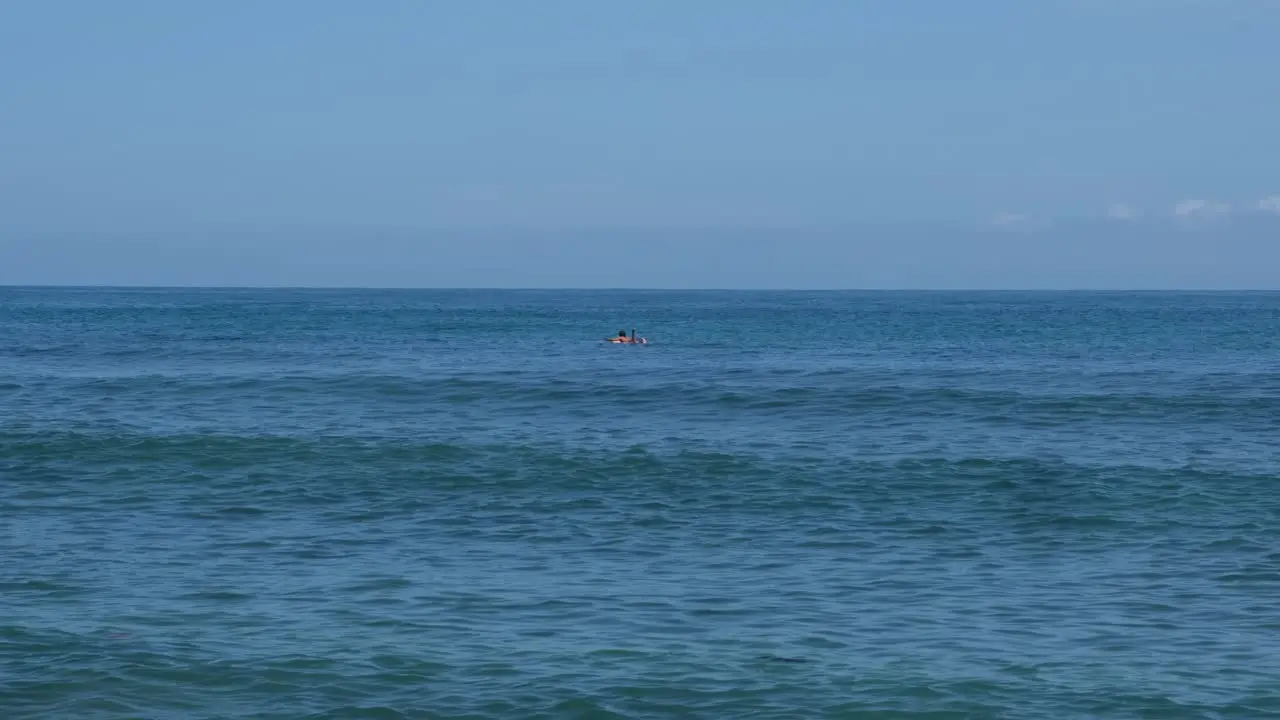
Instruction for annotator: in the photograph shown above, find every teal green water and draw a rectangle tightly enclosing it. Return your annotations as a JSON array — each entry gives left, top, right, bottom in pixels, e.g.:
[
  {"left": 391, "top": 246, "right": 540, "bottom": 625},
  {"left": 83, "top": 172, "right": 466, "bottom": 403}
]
[{"left": 3, "top": 288, "right": 1279, "bottom": 719}]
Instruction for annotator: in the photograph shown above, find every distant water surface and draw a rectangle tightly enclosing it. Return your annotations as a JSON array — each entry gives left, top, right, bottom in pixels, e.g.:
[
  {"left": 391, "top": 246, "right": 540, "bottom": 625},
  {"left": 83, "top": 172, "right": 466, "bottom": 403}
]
[{"left": 2, "top": 288, "right": 1279, "bottom": 719}]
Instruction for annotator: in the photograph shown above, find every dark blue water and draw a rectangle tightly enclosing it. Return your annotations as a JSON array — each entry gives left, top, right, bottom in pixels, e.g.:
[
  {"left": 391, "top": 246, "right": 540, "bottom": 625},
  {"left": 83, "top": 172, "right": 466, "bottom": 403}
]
[{"left": 3, "top": 288, "right": 1280, "bottom": 719}]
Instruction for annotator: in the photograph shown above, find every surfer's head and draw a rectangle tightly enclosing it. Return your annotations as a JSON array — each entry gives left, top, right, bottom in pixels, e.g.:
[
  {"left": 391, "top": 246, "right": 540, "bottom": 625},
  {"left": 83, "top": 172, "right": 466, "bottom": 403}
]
[{"left": 618, "top": 330, "right": 628, "bottom": 338}]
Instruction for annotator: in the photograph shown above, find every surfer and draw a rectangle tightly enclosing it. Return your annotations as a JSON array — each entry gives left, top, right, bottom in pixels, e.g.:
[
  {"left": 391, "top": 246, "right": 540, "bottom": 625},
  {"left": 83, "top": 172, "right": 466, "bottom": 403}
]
[{"left": 608, "top": 329, "right": 646, "bottom": 344}]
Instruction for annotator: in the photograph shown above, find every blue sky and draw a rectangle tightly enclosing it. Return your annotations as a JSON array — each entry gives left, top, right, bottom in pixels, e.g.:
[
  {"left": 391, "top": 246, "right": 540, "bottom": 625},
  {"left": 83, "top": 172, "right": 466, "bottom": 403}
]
[{"left": 2, "top": 1, "right": 1278, "bottom": 288}]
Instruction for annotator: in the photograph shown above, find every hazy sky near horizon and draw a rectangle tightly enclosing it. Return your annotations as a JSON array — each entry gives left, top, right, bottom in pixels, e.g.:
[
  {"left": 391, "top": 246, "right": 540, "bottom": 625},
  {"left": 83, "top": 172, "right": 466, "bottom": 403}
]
[{"left": 2, "top": 1, "right": 1279, "bottom": 287}]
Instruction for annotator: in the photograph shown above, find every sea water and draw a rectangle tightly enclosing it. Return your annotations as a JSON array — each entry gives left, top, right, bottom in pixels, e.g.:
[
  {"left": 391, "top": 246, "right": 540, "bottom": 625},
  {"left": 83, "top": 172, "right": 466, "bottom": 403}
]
[{"left": 2, "top": 288, "right": 1279, "bottom": 719}]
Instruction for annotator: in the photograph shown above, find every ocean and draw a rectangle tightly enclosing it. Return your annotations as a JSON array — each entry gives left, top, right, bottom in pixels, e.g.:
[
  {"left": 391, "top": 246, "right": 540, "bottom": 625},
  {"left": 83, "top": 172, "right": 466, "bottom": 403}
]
[{"left": 2, "top": 287, "right": 1278, "bottom": 719}]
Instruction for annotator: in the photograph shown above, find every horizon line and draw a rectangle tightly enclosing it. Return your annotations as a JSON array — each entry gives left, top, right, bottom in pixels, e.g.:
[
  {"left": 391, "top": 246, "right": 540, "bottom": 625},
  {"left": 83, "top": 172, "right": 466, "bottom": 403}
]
[{"left": 3, "top": 284, "right": 1278, "bottom": 294}]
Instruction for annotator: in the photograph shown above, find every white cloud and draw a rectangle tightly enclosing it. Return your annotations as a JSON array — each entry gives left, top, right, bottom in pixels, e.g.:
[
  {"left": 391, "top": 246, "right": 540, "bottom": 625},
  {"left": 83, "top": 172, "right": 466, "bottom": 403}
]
[
  {"left": 1106, "top": 203, "right": 1141, "bottom": 220},
  {"left": 1173, "top": 199, "right": 1230, "bottom": 219},
  {"left": 991, "top": 211, "right": 1030, "bottom": 227},
  {"left": 1257, "top": 195, "right": 1280, "bottom": 215}
]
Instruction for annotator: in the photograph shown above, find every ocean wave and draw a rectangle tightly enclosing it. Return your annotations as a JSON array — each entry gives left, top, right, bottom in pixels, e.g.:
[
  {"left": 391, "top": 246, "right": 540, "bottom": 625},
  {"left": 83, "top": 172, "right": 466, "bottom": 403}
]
[
  {"left": 2, "top": 624, "right": 1275, "bottom": 719},
  {"left": 3, "top": 429, "right": 1276, "bottom": 495},
  {"left": 9, "top": 369, "right": 1280, "bottom": 422}
]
